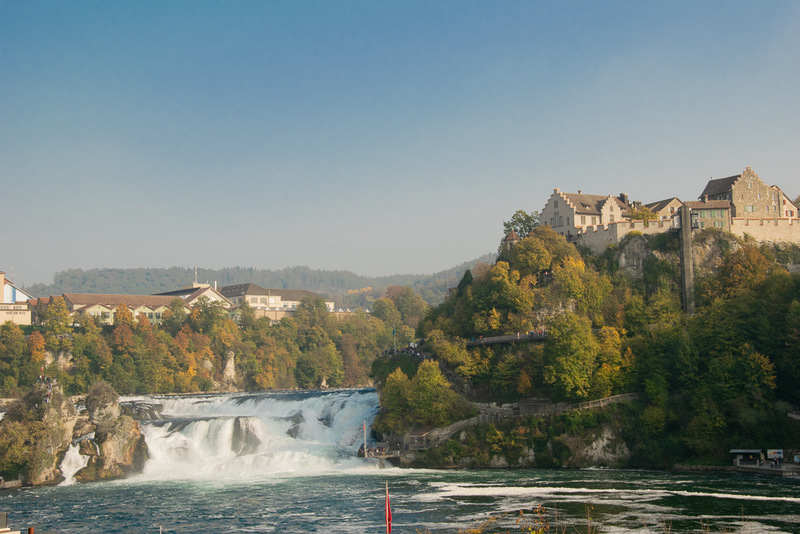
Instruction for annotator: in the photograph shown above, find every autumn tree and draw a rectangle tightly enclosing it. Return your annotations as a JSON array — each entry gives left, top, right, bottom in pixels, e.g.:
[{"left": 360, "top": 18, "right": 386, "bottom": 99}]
[
  {"left": 42, "top": 296, "right": 72, "bottom": 352},
  {"left": 113, "top": 304, "right": 134, "bottom": 327}
]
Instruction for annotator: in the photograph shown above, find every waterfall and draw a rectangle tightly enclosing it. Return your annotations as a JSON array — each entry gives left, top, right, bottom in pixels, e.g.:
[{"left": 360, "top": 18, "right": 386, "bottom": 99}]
[
  {"left": 60, "top": 442, "right": 91, "bottom": 485},
  {"left": 123, "top": 389, "right": 380, "bottom": 481}
]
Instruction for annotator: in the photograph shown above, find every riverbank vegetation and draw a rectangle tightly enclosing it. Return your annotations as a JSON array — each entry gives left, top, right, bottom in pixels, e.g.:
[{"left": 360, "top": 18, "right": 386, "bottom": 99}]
[
  {"left": 374, "top": 222, "right": 800, "bottom": 467},
  {"left": 0, "top": 285, "right": 428, "bottom": 396}
]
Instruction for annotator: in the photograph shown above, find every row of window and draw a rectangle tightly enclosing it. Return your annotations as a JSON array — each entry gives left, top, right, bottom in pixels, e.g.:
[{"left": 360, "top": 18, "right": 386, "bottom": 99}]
[{"left": 698, "top": 210, "right": 725, "bottom": 218}]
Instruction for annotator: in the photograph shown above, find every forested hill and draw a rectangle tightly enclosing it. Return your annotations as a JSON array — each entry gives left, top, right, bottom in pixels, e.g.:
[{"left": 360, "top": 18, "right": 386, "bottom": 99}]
[{"left": 23, "top": 254, "right": 497, "bottom": 308}]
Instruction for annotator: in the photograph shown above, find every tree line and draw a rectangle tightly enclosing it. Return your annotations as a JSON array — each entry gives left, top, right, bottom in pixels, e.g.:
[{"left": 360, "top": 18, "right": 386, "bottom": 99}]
[{"left": 0, "top": 286, "right": 429, "bottom": 397}]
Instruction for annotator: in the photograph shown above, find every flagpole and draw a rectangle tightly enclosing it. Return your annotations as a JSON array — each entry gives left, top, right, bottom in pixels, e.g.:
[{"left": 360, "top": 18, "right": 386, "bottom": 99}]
[{"left": 385, "top": 481, "right": 392, "bottom": 534}]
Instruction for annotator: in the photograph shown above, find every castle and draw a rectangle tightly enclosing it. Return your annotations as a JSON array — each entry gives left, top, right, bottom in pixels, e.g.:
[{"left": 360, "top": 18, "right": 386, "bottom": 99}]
[{"left": 535, "top": 167, "right": 799, "bottom": 254}]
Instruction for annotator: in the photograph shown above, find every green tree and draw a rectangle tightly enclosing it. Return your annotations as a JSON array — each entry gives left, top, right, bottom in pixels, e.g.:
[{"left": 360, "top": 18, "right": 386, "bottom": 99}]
[
  {"left": 161, "top": 299, "right": 188, "bottom": 335},
  {"left": 407, "top": 360, "right": 460, "bottom": 427},
  {"left": 502, "top": 210, "right": 540, "bottom": 239},
  {"left": 543, "top": 313, "right": 598, "bottom": 400},
  {"left": 376, "top": 368, "right": 412, "bottom": 434},
  {"left": 385, "top": 286, "right": 428, "bottom": 329}
]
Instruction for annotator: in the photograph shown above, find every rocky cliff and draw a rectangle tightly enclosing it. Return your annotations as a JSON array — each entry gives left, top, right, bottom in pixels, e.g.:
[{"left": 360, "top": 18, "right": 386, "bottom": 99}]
[{"left": 0, "top": 382, "right": 147, "bottom": 486}]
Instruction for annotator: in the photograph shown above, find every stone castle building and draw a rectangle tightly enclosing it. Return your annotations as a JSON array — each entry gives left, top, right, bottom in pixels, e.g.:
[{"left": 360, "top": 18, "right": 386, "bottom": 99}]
[{"left": 529, "top": 167, "right": 800, "bottom": 255}]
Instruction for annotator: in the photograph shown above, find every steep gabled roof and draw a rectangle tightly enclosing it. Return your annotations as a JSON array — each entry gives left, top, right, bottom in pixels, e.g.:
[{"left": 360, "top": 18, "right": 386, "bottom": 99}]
[
  {"left": 645, "top": 197, "right": 682, "bottom": 213},
  {"left": 700, "top": 175, "right": 739, "bottom": 198},
  {"left": 560, "top": 192, "right": 630, "bottom": 216}
]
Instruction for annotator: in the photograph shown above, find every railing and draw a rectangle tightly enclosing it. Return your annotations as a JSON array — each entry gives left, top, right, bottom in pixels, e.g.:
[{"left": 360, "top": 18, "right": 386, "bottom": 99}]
[
  {"left": 398, "top": 393, "right": 640, "bottom": 452},
  {"left": 465, "top": 331, "right": 548, "bottom": 347}
]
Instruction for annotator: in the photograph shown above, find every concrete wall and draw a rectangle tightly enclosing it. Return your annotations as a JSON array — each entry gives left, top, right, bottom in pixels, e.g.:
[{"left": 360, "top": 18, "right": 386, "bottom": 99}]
[{"left": 0, "top": 303, "right": 31, "bottom": 325}]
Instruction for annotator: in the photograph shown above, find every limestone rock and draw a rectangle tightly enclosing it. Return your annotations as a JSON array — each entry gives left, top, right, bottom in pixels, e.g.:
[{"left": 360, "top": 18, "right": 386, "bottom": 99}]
[
  {"left": 75, "top": 415, "right": 147, "bottom": 482},
  {"left": 561, "top": 426, "right": 630, "bottom": 468},
  {"left": 25, "top": 384, "right": 78, "bottom": 486}
]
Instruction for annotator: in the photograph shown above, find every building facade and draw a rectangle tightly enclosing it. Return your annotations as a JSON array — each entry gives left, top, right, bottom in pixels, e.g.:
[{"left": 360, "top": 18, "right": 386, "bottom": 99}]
[
  {"left": 1, "top": 271, "right": 33, "bottom": 325},
  {"left": 700, "top": 167, "right": 798, "bottom": 219},
  {"left": 219, "top": 283, "right": 335, "bottom": 323},
  {"left": 540, "top": 188, "right": 632, "bottom": 240}
]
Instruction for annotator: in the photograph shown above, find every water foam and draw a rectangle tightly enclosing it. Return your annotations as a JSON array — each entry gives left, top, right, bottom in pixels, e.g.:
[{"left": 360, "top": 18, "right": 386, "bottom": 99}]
[{"left": 131, "top": 389, "right": 379, "bottom": 481}]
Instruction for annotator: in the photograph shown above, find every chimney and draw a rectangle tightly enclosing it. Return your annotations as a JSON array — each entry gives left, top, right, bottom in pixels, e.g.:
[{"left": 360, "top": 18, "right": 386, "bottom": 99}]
[{"left": 619, "top": 193, "right": 629, "bottom": 205}]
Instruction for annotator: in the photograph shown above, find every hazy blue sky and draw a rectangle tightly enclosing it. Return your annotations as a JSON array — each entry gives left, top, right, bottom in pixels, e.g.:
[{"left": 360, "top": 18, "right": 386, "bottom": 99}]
[{"left": 3, "top": 1, "right": 799, "bottom": 286}]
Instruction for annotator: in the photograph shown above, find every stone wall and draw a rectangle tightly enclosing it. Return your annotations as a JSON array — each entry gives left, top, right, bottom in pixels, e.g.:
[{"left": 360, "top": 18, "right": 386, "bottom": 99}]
[
  {"left": 729, "top": 217, "right": 800, "bottom": 244},
  {"left": 576, "top": 219, "right": 675, "bottom": 254}
]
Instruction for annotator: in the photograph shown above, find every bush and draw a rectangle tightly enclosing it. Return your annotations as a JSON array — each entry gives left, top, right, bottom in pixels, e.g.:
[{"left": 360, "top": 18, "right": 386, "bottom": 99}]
[{"left": 85, "top": 380, "right": 118, "bottom": 416}]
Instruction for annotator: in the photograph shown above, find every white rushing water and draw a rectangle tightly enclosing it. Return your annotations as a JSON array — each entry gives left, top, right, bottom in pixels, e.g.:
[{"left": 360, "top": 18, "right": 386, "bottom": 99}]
[{"left": 125, "top": 389, "right": 380, "bottom": 481}]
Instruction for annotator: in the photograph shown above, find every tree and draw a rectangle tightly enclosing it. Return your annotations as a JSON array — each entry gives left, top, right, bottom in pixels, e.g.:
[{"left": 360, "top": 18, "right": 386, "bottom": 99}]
[
  {"left": 376, "top": 368, "right": 412, "bottom": 434},
  {"left": 502, "top": 210, "right": 540, "bottom": 239},
  {"left": 543, "top": 313, "right": 598, "bottom": 400},
  {"left": 42, "top": 296, "right": 72, "bottom": 352},
  {"left": 628, "top": 206, "right": 658, "bottom": 224},
  {"left": 161, "top": 299, "right": 188, "bottom": 335},
  {"left": 113, "top": 304, "right": 135, "bottom": 327},
  {"left": 407, "top": 360, "right": 460, "bottom": 427},
  {"left": 385, "top": 286, "right": 428, "bottom": 329}
]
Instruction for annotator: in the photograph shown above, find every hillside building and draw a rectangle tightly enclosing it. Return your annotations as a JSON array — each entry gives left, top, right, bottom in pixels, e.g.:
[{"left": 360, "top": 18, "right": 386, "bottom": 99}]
[
  {"left": 219, "top": 283, "right": 335, "bottom": 323},
  {"left": 700, "top": 167, "right": 797, "bottom": 219},
  {"left": 540, "top": 189, "right": 633, "bottom": 241},
  {"left": 1, "top": 271, "right": 34, "bottom": 325}
]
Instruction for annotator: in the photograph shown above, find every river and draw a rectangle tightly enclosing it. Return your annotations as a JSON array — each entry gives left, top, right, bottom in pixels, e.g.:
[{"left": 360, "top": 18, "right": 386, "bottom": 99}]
[{"left": 0, "top": 389, "right": 797, "bottom": 533}]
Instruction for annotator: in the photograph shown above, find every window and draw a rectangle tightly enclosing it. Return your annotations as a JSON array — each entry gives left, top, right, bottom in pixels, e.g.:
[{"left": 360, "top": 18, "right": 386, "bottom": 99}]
[
  {"left": 699, "top": 211, "right": 706, "bottom": 218},
  {"left": 581, "top": 215, "right": 586, "bottom": 224},
  {"left": 745, "top": 205, "right": 755, "bottom": 212},
  {"left": 591, "top": 216, "right": 596, "bottom": 224},
  {"left": 610, "top": 215, "right": 615, "bottom": 222},
  {"left": 566, "top": 217, "right": 570, "bottom": 225},
  {"left": 554, "top": 200, "right": 558, "bottom": 208}
]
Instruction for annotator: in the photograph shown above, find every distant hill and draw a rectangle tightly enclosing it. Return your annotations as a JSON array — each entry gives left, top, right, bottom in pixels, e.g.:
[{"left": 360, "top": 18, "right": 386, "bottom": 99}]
[{"left": 23, "top": 254, "right": 497, "bottom": 308}]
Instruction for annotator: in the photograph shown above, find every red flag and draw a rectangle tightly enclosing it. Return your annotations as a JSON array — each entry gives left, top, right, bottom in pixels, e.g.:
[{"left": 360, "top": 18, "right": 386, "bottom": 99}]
[{"left": 385, "top": 481, "right": 392, "bottom": 534}]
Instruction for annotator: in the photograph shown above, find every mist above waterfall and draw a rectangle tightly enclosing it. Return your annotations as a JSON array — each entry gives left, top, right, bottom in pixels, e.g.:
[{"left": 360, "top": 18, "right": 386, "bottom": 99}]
[{"left": 121, "top": 389, "right": 380, "bottom": 481}]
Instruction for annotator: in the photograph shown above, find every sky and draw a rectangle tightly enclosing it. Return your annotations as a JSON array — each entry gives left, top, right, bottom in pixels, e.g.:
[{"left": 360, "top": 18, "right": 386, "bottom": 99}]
[{"left": 2, "top": 1, "right": 800, "bottom": 287}]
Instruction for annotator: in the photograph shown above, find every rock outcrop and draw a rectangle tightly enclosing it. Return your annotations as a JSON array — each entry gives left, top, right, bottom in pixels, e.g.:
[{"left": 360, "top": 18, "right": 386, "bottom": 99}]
[
  {"left": 73, "top": 381, "right": 148, "bottom": 483},
  {"left": 0, "top": 381, "right": 148, "bottom": 486},
  {"left": 25, "top": 383, "right": 78, "bottom": 486},
  {"left": 74, "top": 415, "right": 147, "bottom": 482}
]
